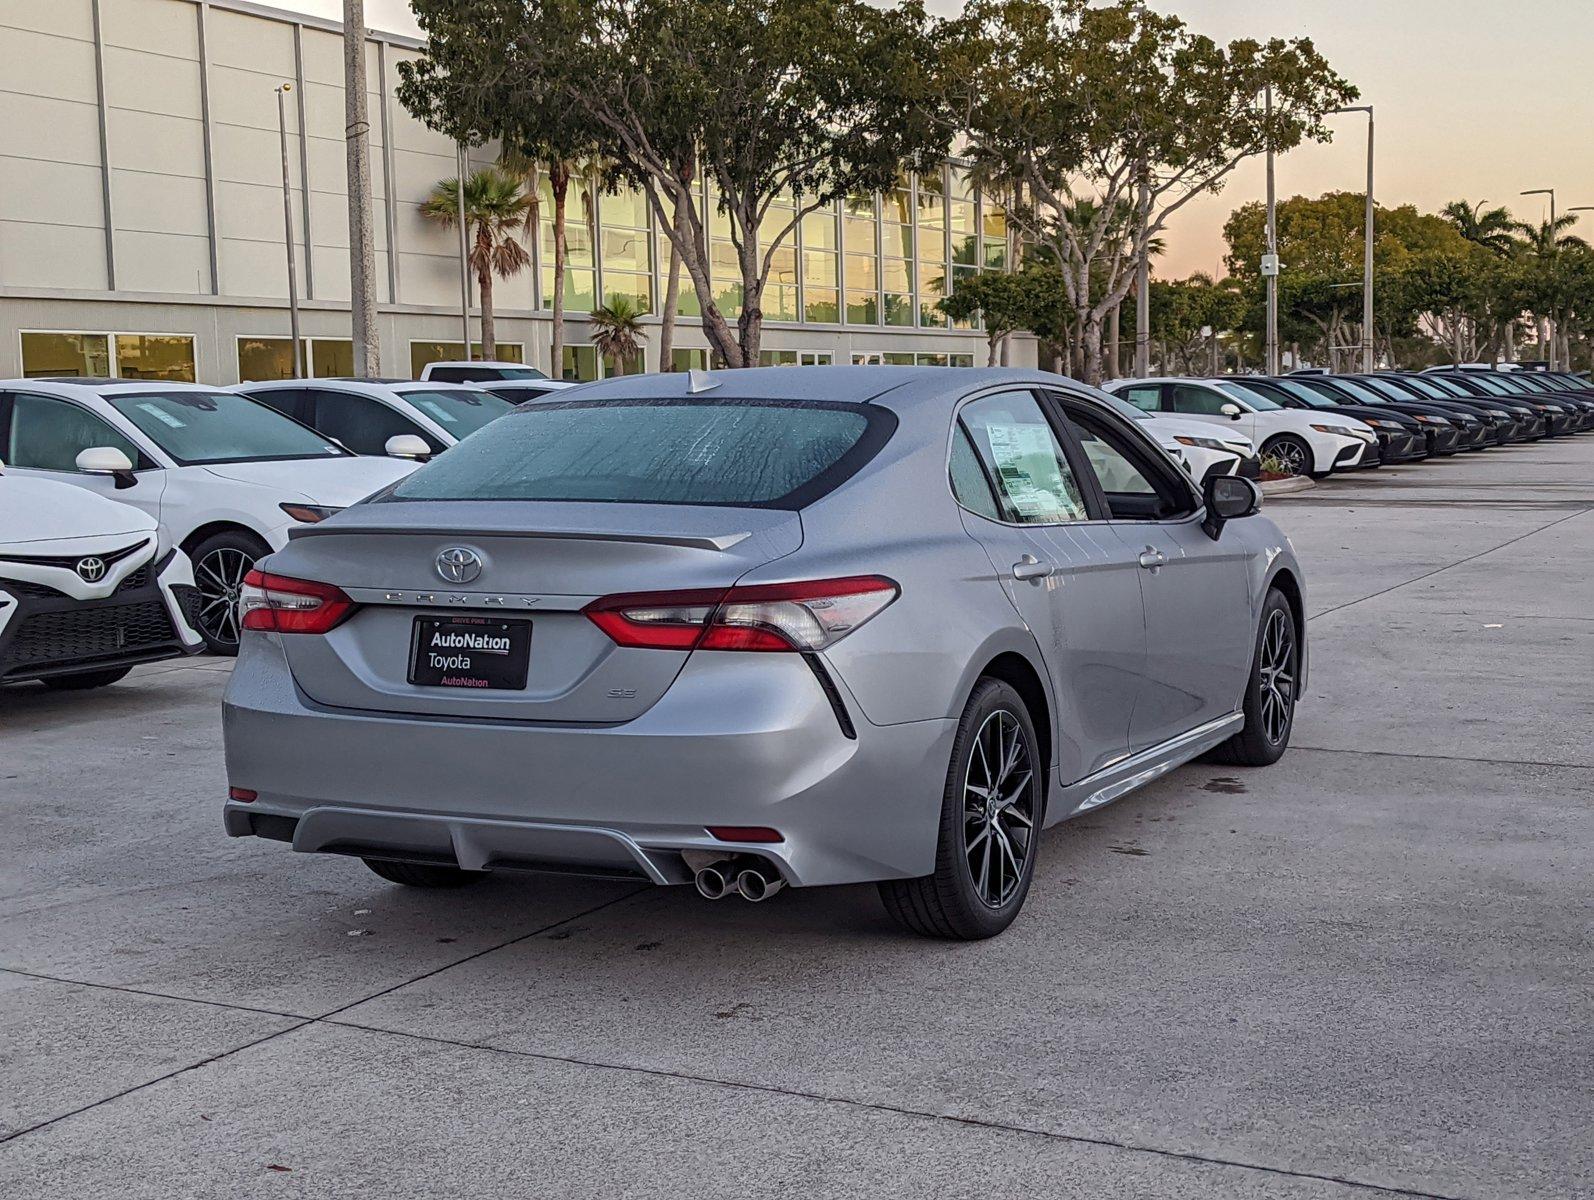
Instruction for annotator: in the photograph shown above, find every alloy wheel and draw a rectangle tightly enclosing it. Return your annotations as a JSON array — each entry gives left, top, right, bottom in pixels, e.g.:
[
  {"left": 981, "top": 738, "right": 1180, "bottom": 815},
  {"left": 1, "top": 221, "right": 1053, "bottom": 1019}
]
[
  {"left": 1258, "top": 608, "right": 1296, "bottom": 745},
  {"left": 963, "top": 709, "right": 1035, "bottom": 908},
  {"left": 194, "top": 547, "right": 254, "bottom": 649},
  {"left": 1272, "top": 439, "right": 1309, "bottom": 476}
]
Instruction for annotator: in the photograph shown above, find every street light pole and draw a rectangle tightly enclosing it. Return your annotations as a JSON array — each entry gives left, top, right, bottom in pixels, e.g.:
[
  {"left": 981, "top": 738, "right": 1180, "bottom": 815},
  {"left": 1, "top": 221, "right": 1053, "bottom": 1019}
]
[
  {"left": 1522, "top": 188, "right": 1556, "bottom": 368},
  {"left": 457, "top": 142, "right": 473, "bottom": 361},
  {"left": 275, "top": 83, "right": 303, "bottom": 378},
  {"left": 1264, "top": 86, "right": 1279, "bottom": 375},
  {"left": 1331, "top": 105, "right": 1375, "bottom": 371}
]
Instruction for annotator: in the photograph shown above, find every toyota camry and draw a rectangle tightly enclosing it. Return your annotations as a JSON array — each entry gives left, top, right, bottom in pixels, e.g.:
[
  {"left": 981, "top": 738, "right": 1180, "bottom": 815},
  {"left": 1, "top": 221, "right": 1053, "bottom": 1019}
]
[{"left": 222, "top": 368, "right": 1306, "bottom": 939}]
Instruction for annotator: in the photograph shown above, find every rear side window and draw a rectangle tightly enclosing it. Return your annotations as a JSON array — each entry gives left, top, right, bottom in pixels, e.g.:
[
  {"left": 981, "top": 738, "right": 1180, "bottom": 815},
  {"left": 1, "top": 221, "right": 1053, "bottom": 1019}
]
[{"left": 384, "top": 399, "right": 891, "bottom": 508}]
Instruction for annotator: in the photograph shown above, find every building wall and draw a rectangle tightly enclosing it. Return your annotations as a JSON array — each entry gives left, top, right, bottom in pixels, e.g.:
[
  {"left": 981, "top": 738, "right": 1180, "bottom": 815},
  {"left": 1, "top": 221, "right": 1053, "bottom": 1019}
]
[{"left": 0, "top": 0, "right": 1034, "bottom": 383}]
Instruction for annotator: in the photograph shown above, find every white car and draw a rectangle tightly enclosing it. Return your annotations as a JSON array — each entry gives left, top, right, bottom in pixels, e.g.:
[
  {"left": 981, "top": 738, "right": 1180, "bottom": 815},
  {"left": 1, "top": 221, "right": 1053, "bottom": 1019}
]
[
  {"left": 1097, "top": 392, "right": 1256, "bottom": 482},
  {"left": 466, "top": 378, "right": 583, "bottom": 408},
  {"left": 0, "top": 466, "right": 203, "bottom": 689},
  {"left": 0, "top": 380, "right": 418, "bottom": 654},
  {"left": 419, "top": 361, "right": 551, "bottom": 384},
  {"left": 1105, "top": 377, "right": 1375, "bottom": 478},
  {"left": 234, "top": 378, "right": 522, "bottom": 457}
]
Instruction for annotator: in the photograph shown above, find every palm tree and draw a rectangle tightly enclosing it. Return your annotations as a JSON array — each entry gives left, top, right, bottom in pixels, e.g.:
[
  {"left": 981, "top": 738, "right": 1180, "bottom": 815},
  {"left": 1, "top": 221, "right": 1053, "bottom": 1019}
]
[
  {"left": 420, "top": 167, "right": 533, "bottom": 361},
  {"left": 589, "top": 295, "right": 648, "bottom": 375},
  {"left": 1442, "top": 200, "right": 1517, "bottom": 256},
  {"left": 1511, "top": 213, "right": 1591, "bottom": 258}
]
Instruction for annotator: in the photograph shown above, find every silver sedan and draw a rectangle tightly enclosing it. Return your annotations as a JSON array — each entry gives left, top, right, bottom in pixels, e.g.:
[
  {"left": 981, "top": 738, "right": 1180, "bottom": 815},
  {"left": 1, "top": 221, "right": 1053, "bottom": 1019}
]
[{"left": 222, "top": 368, "right": 1306, "bottom": 939}]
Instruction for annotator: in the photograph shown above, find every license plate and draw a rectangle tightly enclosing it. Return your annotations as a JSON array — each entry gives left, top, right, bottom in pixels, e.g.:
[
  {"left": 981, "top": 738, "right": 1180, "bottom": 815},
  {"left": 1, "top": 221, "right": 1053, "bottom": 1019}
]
[{"left": 408, "top": 616, "right": 531, "bottom": 690}]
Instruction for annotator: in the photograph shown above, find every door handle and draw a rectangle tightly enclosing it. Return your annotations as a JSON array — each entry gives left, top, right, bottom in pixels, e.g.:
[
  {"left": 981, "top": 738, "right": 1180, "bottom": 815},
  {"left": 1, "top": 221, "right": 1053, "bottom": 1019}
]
[
  {"left": 1011, "top": 554, "right": 1054, "bottom": 582},
  {"left": 1137, "top": 547, "right": 1167, "bottom": 571}
]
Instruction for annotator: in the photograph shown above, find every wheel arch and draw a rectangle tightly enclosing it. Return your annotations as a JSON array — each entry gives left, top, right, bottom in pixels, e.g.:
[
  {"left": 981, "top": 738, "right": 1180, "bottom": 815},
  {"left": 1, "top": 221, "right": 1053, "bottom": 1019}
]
[
  {"left": 180, "top": 521, "right": 273, "bottom": 560},
  {"left": 1264, "top": 565, "right": 1308, "bottom": 691},
  {"left": 970, "top": 649, "right": 1052, "bottom": 804}
]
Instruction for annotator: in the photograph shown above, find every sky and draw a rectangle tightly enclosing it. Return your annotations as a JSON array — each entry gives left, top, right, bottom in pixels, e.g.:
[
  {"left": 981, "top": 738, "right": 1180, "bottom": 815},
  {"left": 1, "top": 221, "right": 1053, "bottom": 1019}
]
[{"left": 289, "top": 0, "right": 1594, "bottom": 278}]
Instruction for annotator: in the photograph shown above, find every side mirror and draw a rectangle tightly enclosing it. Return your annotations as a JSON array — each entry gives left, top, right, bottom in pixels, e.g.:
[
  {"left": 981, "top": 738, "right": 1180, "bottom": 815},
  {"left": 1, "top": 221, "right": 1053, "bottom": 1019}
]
[
  {"left": 1201, "top": 473, "right": 1262, "bottom": 540},
  {"left": 385, "top": 434, "right": 432, "bottom": 461},
  {"left": 1219, "top": 402, "right": 1244, "bottom": 420},
  {"left": 76, "top": 446, "right": 138, "bottom": 489}
]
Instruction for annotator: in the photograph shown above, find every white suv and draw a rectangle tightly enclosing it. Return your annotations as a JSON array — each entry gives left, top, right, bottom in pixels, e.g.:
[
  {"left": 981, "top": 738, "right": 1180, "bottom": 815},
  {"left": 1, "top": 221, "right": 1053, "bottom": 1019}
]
[
  {"left": 419, "top": 361, "right": 550, "bottom": 384},
  {"left": 1105, "top": 377, "right": 1375, "bottom": 478},
  {"left": 234, "top": 378, "right": 522, "bottom": 457},
  {"left": 0, "top": 380, "right": 418, "bottom": 653}
]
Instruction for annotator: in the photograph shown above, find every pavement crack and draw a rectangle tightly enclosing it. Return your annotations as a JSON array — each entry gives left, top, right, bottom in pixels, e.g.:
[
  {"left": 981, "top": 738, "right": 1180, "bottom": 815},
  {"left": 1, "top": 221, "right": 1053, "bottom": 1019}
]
[
  {"left": 1307, "top": 504, "right": 1594, "bottom": 622},
  {"left": 317, "top": 1018, "right": 1477, "bottom": 1200},
  {"left": 1291, "top": 745, "right": 1594, "bottom": 771}
]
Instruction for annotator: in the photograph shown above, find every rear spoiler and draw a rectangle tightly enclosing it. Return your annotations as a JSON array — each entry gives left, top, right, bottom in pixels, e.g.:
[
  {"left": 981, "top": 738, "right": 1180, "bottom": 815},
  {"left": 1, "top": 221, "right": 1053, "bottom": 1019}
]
[{"left": 287, "top": 524, "right": 752, "bottom": 552}]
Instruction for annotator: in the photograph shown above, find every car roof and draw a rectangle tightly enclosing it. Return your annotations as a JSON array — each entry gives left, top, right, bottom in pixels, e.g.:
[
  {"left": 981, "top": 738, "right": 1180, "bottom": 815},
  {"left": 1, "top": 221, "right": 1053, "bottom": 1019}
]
[
  {"left": 236, "top": 378, "right": 481, "bottom": 394},
  {"left": 0, "top": 378, "right": 225, "bottom": 395},
  {"left": 564, "top": 365, "right": 1098, "bottom": 407}
]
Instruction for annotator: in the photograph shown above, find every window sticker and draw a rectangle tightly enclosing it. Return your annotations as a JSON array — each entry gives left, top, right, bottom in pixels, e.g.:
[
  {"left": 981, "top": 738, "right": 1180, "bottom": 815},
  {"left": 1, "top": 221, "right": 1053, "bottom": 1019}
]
[
  {"left": 985, "top": 423, "right": 1085, "bottom": 521},
  {"left": 136, "top": 402, "right": 186, "bottom": 429}
]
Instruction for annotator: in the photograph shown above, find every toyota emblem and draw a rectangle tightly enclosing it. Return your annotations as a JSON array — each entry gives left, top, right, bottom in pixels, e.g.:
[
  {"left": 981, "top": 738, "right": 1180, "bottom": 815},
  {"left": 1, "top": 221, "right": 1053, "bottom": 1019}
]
[
  {"left": 76, "top": 556, "right": 107, "bottom": 583},
  {"left": 435, "top": 546, "right": 482, "bottom": 584}
]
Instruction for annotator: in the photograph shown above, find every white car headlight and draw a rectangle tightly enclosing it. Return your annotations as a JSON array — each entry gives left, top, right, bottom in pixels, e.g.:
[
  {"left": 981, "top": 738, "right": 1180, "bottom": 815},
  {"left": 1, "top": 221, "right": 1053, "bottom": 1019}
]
[
  {"left": 1310, "top": 423, "right": 1372, "bottom": 440},
  {"left": 1173, "top": 435, "right": 1230, "bottom": 451}
]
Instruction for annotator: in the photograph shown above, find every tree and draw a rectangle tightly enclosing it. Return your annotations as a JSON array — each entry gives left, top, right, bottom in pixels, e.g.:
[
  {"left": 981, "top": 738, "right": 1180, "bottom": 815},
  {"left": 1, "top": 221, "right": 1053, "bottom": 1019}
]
[
  {"left": 419, "top": 167, "right": 533, "bottom": 361},
  {"left": 588, "top": 295, "right": 648, "bottom": 375},
  {"left": 400, "top": 6, "right": 603, "bottom": 378},
  {"left": 1442, "top": 199, "right": 1516, "bottom": 257},
  {"left": 1147, "top": 273, "right": 1246, "bottom": 372},
  {"left": 939, "top": 270, "right": 1041, "bottom": 365},
  {"left": 939, "top": 0, "right": 1355, "bottom": 384},
  {"left": 398, "top": 0, "right": 948, "bottom": 369}
]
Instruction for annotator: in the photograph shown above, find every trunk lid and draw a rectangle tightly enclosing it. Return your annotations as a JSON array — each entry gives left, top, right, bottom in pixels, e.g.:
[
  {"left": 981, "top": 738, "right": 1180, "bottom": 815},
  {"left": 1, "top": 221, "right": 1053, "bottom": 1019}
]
[{"left": 263, "top": 500, "right": 800, "bottom": 722}]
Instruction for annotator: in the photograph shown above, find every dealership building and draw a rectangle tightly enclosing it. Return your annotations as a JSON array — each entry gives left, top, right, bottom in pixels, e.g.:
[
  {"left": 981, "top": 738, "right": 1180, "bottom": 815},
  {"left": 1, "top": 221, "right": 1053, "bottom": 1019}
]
[{"left": 0, "top": 0, "right": 1032, "bottom": 385}]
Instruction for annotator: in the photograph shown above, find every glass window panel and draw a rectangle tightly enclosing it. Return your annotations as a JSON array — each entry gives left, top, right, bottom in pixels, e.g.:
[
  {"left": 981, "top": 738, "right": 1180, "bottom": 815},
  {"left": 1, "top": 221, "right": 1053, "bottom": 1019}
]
[
  {"left": 950, "top": 165, "right": 975, "bottom": 201},
  {"left": 114, "top": 334, "right": 196, "bottom": 382},
  {"left": 882, "top": 184, "right": 911, "bottom": 226},
  {"left": 950, "top": 265, "right": 980, "bottom": 329},
  {"left": 950, "top": 200, "right": 978, "bottom": 265},
  {"left": 801, "top": 210, "right": 838, "bottom": 251},
  {"left": 601, "top": 228, "right": 652, "bottom": 274},
  {"left": 950, "top": 353, "right": 975, "bottom": 368},
  {"left": 758, "top": 349, "right": 799, "bottom": 366},
  {"left": 883, "top": 352, "right": 915, "bottom": 366},
  {"left": 804, "top": 287, "right": 839, "bottom": 324},
  {"left": 846, "top": 290, "right": 878, "bottom": 325},
  {"left": 602, "top": 270, "right": 653, "bottom": 314},
  {"left": 881, "top": 223, "right": 913, "bottom": 258},
  {"left": 802, "top": 250, "right": 838, "bottom": 289},
  {"left": 20, "top": 332, "right": 111, "bottom": 378},
  {"left": 311, "top": 339, "right": 354, "bottom": 378},
  {"left": 918, "top": 271, "right": 947, "bottom": 327},
  {"left": 7, "top": 393, "right": 145, "bottom": 471},
  {"left": 671, "top": 348, "right": 708, "bottom": 372},
  {"left": 766, "top": 245, "right": 798, "bottom": 322},
  {"left": 959, "top": 391, "right": 1088, "bottom": 524},
  {"left": 800, "top": 351, "right": 833, "bottom": 365},
  {"left": 540, "top": 267, "right": 596, "bottom": 312},
  {"left": 237, "top": 337, "right": 297, "bottom": 382},
  {"left": 916, "top": 352, "right": 949, "bottom": 367},
  {"left": 538, "top": 176, "right": 595, "bottom": 268},
  {"left": 107, "top": 390, "right": 344, "bottom": 464},
  {"left": 561, "top": 345, "right": 600, "bottom": 381},
  {"left": 600, "top": 185, "right": 649, "bottom": 230}
]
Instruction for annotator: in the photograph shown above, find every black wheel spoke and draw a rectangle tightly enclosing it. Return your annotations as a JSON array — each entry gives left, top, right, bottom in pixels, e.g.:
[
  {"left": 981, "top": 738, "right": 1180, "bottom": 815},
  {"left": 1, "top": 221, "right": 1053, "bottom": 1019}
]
[{"left": 963, "top": 708, "right": 1036, "bottom": 908}]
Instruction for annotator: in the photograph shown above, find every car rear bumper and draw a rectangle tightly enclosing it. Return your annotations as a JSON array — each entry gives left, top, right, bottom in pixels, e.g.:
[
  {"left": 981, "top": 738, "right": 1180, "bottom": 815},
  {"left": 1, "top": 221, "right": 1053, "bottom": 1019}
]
[{"left": 222, "top": 634, "right": 956, "bottom": 887}]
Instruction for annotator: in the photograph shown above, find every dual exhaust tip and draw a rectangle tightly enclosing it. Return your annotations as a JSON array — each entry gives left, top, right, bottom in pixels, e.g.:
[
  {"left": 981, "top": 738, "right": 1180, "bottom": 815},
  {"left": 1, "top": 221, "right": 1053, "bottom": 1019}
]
[{"left": 694, "top": 857, "right": 785, "bottom": 903}]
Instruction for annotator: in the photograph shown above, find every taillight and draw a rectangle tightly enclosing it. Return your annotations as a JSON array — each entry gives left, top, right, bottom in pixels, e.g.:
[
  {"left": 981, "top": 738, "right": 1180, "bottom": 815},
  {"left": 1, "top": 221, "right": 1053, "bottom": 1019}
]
[
  {"left": 239, "top": 569, "right": 355, "bottom": 634},
  {"left": 584, "top": 576, "right": 898, "bottom": 653}
]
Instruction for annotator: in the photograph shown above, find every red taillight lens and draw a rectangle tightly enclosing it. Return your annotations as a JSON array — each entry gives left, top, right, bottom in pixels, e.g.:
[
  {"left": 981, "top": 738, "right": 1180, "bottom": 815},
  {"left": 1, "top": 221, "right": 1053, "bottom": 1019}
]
[
  {"left": 228, "top": 786, "right": 257, "bottom": 803},
  {"left": 584, "top": 576, "right": 898, "bottom": 653},
  {"left": 239, "top": 569, "right": 355, "bottom": 634}
]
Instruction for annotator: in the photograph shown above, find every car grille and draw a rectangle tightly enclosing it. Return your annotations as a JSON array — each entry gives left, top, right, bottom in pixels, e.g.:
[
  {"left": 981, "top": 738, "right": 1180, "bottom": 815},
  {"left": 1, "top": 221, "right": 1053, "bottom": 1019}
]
[
  {"left": 0, "top": 576, "right": 67, "bottom": 599},
  {"left": 115, "top": 565, "right": 151, "bottom": 592},
  {"left": 0, "top": 600, "right": 176, "bottom": 673},
  {"left": 170, "top": 584, "right": 204, "bottom": 630}
]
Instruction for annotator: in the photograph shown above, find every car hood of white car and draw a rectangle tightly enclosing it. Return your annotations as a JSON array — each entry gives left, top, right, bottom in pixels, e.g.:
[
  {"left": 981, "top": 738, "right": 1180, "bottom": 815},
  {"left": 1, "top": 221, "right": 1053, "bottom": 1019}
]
[
  {"left": 200, "top": 456, "right": 419, "bottom": 506},
  {"left": 0, "top": 473, "right": 157, "bottom": 546}
]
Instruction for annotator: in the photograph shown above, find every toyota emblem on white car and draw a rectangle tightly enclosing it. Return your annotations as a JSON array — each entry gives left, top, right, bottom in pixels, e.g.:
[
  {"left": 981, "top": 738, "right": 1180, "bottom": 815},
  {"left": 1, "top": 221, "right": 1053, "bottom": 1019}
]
[
  {"left": 76, "top": 556, "right": 107, "bottom": 583},
  {"left": 435, "top": 547, "right": 482, "bottom": 584}
]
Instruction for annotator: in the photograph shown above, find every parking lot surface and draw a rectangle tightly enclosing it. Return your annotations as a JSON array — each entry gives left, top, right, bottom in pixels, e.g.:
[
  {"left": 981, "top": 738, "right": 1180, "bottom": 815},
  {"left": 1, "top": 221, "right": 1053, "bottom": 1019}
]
[{"left": 3, "top": 438, "right": 1591, "bottom": 1200}]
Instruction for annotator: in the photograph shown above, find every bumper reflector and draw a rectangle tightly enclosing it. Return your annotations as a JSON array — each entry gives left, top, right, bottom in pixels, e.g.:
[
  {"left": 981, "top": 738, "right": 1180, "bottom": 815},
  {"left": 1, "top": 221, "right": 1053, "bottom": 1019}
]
[
  {"left": 707, "top": 826, "right": 784, "bottom": 843},
  {"left": 229, "top": 786, "right": 258, "bottom": 803}
]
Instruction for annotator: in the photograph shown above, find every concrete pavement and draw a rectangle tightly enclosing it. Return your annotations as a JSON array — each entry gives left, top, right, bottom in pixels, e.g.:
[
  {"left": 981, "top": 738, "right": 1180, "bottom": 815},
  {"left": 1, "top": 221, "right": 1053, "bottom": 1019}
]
[{"left": 3, "top": 436, "right": 1591, "bottom": 1199}]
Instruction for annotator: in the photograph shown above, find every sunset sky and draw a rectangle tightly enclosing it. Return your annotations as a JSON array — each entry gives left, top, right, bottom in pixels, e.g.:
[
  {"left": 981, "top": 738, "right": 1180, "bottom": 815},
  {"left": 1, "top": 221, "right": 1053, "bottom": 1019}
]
[{"left": 295, "top": 0, "right": 1594, "bottom": 278}]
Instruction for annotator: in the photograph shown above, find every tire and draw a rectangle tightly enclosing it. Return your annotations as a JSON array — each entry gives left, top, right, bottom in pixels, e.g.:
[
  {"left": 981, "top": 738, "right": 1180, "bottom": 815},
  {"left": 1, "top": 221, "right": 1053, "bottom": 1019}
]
[
  {"left": 363, "top": 858, "right": 482, "bottom": 889},
  {"left": 1210, "top": 588, "right": 1299, "bottom": 767},
  {"left": 41, "top": 666, "right": 133, "bottom": 691},
  {"left": 879, "top": 679, "right": 1042, "bottom": 940},
  {"left": 1261, "top": 434, "right": 1318, "bottom": 479},
  {"left": 188, "top": 529, "right": 270, "bottom": 656}
]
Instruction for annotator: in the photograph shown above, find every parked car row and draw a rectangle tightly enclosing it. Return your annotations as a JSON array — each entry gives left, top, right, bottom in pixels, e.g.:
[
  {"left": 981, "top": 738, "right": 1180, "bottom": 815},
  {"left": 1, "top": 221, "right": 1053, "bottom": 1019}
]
[{"left": 1105, "top": 369, "right": 1594, "bottom": 477}]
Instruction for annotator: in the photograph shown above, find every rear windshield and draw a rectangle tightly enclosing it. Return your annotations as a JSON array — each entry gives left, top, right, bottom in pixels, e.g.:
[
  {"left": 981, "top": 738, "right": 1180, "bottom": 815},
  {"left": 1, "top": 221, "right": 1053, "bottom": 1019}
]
[{"left": 384, "top": 399, "right": 890, "bottom": 508}]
